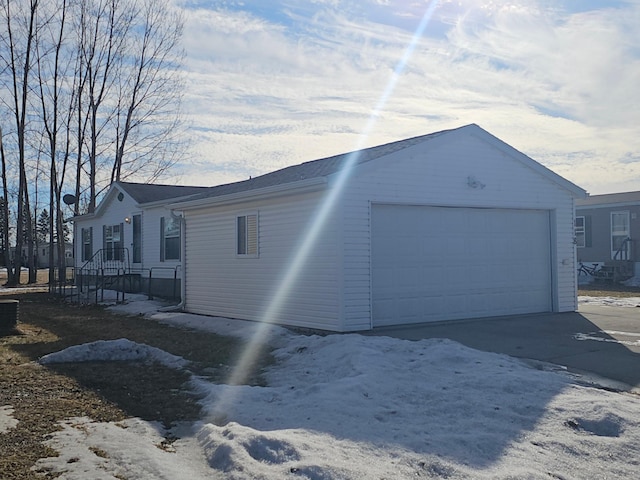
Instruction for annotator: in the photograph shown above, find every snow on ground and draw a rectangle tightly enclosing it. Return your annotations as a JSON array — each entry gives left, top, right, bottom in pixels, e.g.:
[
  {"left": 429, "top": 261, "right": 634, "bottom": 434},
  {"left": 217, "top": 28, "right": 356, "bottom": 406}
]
[
  {"left": 21, "top": 295, "right": 640, "bottom": 479},
  {"left": 38, "top": 338, "right": 190, "bottom": 369},
  {"left": 578, "top": 295, "right": 640, "bottom": 307},
  {"left": 0, "top": 405, "right": 18, "bottom": 434}
]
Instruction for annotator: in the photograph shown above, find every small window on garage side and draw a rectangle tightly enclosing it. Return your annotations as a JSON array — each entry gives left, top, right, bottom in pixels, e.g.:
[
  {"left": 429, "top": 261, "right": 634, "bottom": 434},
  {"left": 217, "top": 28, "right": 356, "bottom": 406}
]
[{"left": 237, "top": 213, "right": 258, "bottom": 257}]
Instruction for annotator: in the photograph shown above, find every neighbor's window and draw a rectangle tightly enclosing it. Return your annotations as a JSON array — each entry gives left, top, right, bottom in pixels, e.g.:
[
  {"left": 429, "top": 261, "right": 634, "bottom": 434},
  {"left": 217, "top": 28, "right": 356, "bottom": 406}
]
[
  {"left": 81, "top": 227, "right": 93, "bottom": 261},
  {"left": 161, "top": 216, "right": 180, "bottom": 261},
  {"left": 237, "top": 213, "right": 258, "bottom": 256},
  {"left": 611, "top": 211, "right": 630, "bottom": 259},
  {"left": 574, "top": 216, "right": 585, "bottom": 248},
  {"left": 103, "top": 224, "right": 123, "bottom": 261}
]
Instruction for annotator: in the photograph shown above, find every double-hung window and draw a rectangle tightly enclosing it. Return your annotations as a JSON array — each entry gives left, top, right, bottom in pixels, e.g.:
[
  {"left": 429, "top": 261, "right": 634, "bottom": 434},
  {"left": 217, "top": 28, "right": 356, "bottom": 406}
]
[
  {"left": 81, "top": 227, "right": 93, "bottom": 261},
  {"left": 103, "top": 224, "right": 123, "bottom": 261},
  {"left": 237, "top": 213, "right": 258, "bottom": 257},
  {"left": 161, "top": 216, "right": 180, "bottom": 261},
  {"left": 611, "top": 211, "right": 630, "bottom": 259},
  {"left": 574, "top": 216, "right": 586, "bottom": 248}
]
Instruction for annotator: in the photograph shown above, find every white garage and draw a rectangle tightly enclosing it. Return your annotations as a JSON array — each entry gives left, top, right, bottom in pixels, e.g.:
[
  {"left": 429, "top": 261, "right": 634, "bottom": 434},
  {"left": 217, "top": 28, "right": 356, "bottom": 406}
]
[
  {"left": 173, "top": 124, "right": 586, "bottom": 332},
  {"left": 371, "top": 205, "right": 552, "bottom": 326}
]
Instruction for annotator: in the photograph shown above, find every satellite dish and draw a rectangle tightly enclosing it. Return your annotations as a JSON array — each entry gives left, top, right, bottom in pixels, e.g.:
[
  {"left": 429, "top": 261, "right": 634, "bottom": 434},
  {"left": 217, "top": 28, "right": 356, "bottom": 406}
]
[{"left": 63, "top": 194, "right": 77, "bottom": 205}]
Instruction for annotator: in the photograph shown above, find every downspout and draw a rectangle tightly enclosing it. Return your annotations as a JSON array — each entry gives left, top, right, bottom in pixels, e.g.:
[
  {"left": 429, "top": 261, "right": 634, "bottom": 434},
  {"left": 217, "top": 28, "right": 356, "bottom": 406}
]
[{"left": 158, "top": 209, "right": 186, "bottom": 312}]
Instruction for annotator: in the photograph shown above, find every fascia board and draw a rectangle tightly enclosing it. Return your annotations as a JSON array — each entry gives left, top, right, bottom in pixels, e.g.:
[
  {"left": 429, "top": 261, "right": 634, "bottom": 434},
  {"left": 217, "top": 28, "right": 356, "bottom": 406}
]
[
  {"left": 169, "top": 177, "right": 328, "bottom": 210},
  {"left": 576, "top": 201, "right": 640, "bottom": 210}
]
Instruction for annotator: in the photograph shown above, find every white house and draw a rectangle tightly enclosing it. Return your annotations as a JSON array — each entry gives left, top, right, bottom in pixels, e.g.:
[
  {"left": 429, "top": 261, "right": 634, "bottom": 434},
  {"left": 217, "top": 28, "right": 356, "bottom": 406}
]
[
  {"left": 169, "top": 124, "right": 587, "bottom": 332},
  {"left": 72, "top": 182, "right": 209, "bottom": 298}
]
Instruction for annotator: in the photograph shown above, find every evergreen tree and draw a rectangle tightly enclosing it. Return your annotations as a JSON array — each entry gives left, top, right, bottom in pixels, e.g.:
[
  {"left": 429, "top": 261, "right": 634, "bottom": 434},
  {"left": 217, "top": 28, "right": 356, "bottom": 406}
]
[{"left": 36, "top": 209, "right": 50, "bottom": 243}]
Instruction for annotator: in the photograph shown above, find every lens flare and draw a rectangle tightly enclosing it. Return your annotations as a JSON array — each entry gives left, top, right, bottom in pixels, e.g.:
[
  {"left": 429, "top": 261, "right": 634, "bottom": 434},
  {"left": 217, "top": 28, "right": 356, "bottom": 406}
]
[{"left": 210, "top": 0, "right": 442, "bottom": 423}]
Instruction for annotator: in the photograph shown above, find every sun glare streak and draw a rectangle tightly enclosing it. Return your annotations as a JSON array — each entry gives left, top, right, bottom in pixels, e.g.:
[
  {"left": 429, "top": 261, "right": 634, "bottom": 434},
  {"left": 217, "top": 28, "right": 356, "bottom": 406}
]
[{"left": 210, "top": 0, "right": 442, "bottom": 422}]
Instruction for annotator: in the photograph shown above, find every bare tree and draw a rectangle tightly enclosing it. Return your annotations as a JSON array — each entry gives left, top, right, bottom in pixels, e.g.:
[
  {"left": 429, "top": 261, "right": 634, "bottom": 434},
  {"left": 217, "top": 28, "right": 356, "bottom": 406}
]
[
  {"left": 0, "top": 0, "right": 39, "bottom": 285},
  {"left": 1, "top": 0, "right": 186, "bottom": 281},
  {"left": 0, "top": 127, "right": 13, "bottom": 283},
  {"left": 111, "top": 0, "right": 185, "bottom": 184},
  {"left": 34, "top": 0, "right": 73, "bottom": 283}
]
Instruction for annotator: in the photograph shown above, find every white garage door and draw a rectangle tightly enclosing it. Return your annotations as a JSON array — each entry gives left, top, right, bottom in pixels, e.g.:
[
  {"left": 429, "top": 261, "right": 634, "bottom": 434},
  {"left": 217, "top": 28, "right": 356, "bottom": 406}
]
[{"left": 371, "top": 205, "right": 552, "bottom": 326}]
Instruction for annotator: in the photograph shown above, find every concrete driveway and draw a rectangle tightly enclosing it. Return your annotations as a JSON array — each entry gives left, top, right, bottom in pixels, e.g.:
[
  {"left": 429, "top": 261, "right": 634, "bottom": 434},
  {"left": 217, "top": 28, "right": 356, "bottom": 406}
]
[{"left": 367, "top": 304, "right": 640, "bottom": 393}]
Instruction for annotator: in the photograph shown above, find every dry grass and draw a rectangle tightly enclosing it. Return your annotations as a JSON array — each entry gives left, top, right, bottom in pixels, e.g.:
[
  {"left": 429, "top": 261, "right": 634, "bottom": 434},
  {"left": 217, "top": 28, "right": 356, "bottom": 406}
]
[
  {"left": 0, "top": 291, "right": 272, "bottom": 480},
  {"left": 0, "top": 277, "right": 637, "bottom": 478},
  {"left": 0, "top": 269, "right": 52, "bottom": 287},
  {"left": 578, "top": 283, "right": 640, "bottom": 298}
]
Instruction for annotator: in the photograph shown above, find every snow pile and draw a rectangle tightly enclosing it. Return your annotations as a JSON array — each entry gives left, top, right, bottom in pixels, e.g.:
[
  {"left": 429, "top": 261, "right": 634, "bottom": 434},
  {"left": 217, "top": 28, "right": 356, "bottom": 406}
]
[
  {"left": 578, "top": 296, "right": 640, "bottom": 307},
  {"left": 35, "top": 417, "right": 212, "bottom": 480},
  {"left": 0, "top": 405, "right": 18, "bottom": 434},
  {"left": 34, "top": 326, "right": 640, "bottom": 480},
  {"left": 192, "top": 334, "right": 640, "bottom": 479},
  {"left": 38, "top": 338, "right": 189, "bottom": 369}
]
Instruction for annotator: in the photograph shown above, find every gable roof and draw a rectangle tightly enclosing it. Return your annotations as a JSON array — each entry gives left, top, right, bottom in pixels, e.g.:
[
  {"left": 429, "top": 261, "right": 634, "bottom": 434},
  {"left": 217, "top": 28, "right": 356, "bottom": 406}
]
[
  {"left": 72, "top": 181, "right": 210, "bottom": 221},
  {"left": 173, "top": 124, "right": 586, "bottom": 209},
  {"left": 576, "top": 191, "right": 640, "bottom": 208},
  {"left": 175, "top": 127, "right": 453, "bottom": 205}
]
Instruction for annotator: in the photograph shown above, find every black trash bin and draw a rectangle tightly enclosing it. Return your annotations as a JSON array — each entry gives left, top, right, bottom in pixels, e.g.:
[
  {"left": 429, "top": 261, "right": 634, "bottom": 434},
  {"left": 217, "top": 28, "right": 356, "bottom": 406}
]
[{"left": 0, "top": 299, "right": 19, "bottom": 335}]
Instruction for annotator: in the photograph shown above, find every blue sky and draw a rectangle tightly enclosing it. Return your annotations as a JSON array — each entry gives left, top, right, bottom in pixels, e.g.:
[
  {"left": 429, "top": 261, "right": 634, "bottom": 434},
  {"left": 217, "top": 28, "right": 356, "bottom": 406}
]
[{"left": 173, "top": 0, "right": 640, "bottom": 194}]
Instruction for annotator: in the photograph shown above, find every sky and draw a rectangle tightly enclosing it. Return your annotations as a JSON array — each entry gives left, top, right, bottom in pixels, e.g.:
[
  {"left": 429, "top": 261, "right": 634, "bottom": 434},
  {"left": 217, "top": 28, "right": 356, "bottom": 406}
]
[
  {"left": 2, "top": 292, "right": 638, "bottom": 479},
  {"left": 167, "top": 0, "right": 640, "bottom": 195}
]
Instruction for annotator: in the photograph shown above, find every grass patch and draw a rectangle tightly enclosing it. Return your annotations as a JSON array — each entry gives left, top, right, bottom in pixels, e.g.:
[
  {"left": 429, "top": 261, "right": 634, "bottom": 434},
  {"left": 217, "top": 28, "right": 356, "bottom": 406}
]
[
  {"left": 0, "top": 291, "right": 272, "bottom": 480},
  {"left": 578, "top": 283, "right": 640, "bottom": 298}
]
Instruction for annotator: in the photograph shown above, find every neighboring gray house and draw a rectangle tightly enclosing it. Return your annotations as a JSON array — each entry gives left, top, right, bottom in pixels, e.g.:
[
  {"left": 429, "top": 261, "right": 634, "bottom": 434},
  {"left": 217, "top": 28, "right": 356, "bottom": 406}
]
[
  {"left": 33, "top": 242, "right": 73, "bottom": 268},
  {"left": 72, "top": 182, "right": 209, "bottom": 298},
  {"left": 168, "top": 124, "right": 586, "bottom": 332},
  {"left": 576, "top": 191, "right": 640, "bottom": 284}
]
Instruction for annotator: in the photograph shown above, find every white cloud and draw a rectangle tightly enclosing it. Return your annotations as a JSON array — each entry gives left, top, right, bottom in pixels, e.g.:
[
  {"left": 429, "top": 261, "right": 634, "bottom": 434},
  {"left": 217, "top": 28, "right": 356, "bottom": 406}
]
[{"left": 174, "top": 1, "right": 640, "bottom": 194}]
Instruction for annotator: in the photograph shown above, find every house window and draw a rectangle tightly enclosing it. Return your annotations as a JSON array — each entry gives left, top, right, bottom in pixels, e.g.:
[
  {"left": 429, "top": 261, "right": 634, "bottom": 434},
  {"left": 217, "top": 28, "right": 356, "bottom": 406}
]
[
  {"left": 574, "top": 216, "right": 585, "bottom": 248},
  {"left": 237, "top": 213, "right": 258, "bottom": 256},
  {"left": 81, "top": 227, "right": 93, "bottom": 261},
  {"left": 103, "top": 224, "right": 123, "bottom": 261},
  {"left": 611, "top": 211, "right": 630, "bottom": 259},
  {"left": 161, "top": 216, "right": 180, "bottom": 261},
  {"left": 132, "top": 214, "right": 142, "bottom": 263}
]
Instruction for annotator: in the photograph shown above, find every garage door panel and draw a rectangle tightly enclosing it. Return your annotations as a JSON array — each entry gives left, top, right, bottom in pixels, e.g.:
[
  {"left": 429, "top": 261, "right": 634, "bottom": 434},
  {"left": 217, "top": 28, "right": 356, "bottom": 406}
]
[{"left": 372, "top": 205, "right": 552, "bottom": 326}]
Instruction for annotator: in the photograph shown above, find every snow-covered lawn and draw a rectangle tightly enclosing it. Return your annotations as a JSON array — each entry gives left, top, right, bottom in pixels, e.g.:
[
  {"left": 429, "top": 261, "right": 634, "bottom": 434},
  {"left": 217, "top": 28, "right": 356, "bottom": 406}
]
[{"left": 2, "top": 295, "right": 638, "bottom": 479}]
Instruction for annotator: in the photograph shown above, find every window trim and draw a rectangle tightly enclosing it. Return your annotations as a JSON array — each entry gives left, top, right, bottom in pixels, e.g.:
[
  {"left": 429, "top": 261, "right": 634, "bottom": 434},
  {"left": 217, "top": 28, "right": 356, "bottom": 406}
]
[
  {"left": 160, "top": 216, "right": 181, "bottom": 262},
  {"left": 574, "top": 216, "right": 586, "bottom": 248},
  {"left": 610, "top": 211, "right": 630, "bottom": 260},
  {"left": 236, "top": 212, "right": 259, "bottom": 258},
  {"left": 81, "top": 227, "right": 93, "bottom": 262},
  {"left": 103, "top": 223, "right": 124, "bottom": 261}
]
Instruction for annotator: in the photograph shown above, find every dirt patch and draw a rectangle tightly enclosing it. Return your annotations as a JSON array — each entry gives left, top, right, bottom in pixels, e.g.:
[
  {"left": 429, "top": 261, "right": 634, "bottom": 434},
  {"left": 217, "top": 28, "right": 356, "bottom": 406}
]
[
  {"left": 0, "top": 291, "right": 272, "bottom": 480},
  {"left": 578, "top": 283, "right": 640, "bottom": 298}
]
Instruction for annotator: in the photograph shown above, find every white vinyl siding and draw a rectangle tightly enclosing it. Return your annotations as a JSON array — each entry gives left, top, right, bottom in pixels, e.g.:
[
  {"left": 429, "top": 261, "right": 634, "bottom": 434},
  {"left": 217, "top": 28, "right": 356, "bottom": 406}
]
[
  {"left": 184, "top": 190, "right": 342, "bottom": 331},
  {"left": 337, "top": 130, "right": 578, "bottom": 330},
  {"left": 73, "top": 188, "right": 183, "bottom": 281},
  {"left": 180, "top": 126, "right": 580, "bottom": 331}
]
